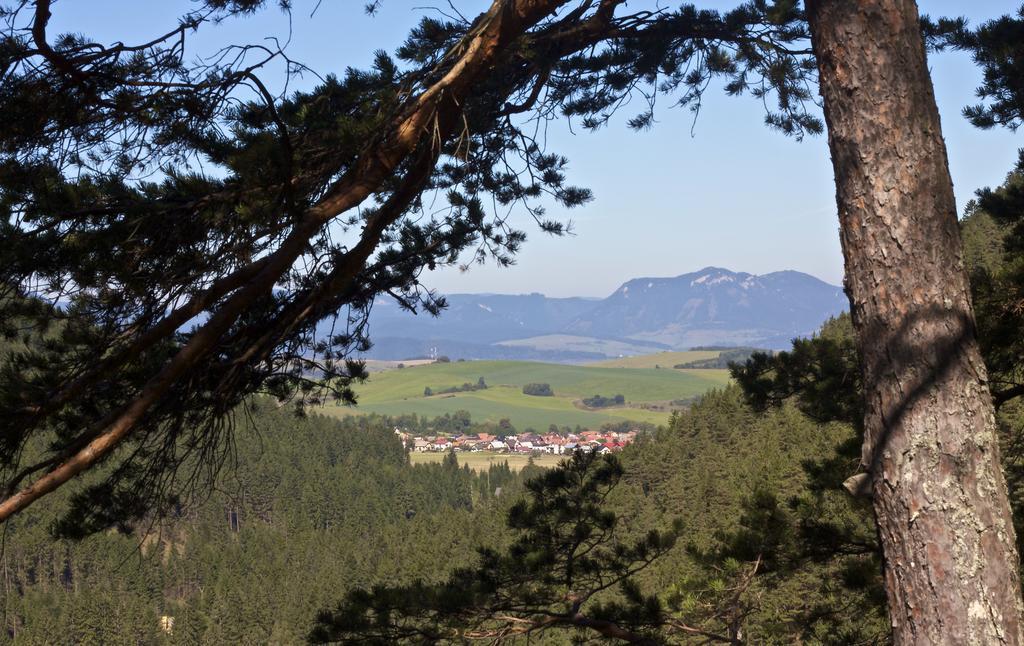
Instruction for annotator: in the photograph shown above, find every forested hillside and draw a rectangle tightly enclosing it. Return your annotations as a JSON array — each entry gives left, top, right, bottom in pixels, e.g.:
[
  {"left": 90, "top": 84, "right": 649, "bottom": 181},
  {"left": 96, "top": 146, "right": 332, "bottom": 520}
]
[
  {"left": 0, "top": 403, "right": 535, "bottom": 643},
  {"left": 1, "top": 385, "right": 881, "bottom": 643},
  {"left": 8, "top": 181, "right": 1022, "bottom": 643},
  {"left": 3, "top": 1, "right": 1024, "bottom": 640}
]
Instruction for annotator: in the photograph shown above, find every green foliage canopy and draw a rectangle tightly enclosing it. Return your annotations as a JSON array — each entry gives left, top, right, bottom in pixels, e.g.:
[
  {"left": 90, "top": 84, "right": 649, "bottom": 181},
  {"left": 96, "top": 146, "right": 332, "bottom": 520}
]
[{"left": 0, "top": 0, "right": 826, "bottom": 528}]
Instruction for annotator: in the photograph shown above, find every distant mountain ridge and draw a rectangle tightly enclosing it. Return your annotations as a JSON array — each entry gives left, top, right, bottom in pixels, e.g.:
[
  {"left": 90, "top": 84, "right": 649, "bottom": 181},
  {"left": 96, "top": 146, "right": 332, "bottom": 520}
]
[
  {"left": 565, "top": 267, "right": 847, "bottom": 349},
  {"left": 356, "top": 267, "right": 847, "bottom": 361}
]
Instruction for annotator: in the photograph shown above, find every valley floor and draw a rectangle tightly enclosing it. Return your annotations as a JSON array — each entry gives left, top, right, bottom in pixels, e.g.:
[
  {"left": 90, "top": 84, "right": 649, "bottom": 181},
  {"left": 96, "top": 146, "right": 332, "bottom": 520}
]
[{"left": 323, "top": 359, "right": 731, "bottom": 431}]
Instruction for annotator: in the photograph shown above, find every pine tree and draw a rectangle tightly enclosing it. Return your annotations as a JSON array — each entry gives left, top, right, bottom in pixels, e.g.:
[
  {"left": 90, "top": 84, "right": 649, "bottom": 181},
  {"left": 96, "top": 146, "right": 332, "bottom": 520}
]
[
  {"left": 0, "top": 0, "right": 819, "bottom": 528},
  {"left": 806, "top": 1, "right": 1023, "bottom": 638},
  {"left": 4, "top": 1, "right": 1022, "bottom": 638},
  {"left": 311, "top": 452, "right": 683, "bottom": 644}
]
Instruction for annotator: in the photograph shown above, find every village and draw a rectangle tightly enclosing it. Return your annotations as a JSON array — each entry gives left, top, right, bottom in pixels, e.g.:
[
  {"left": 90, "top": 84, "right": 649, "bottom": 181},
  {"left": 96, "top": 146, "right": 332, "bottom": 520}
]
[{"left": 398, "top": 428, "right": 640, "bottom": 456}]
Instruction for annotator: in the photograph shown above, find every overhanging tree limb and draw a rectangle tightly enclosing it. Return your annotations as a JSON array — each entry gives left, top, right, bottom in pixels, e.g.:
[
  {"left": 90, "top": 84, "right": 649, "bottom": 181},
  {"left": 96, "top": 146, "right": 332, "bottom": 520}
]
[
  {"left": 0, "top": 0, "right": 574, "bottom": 521},
  {"left": 0, "top": 0, "right": 820, "bottom": 528}
]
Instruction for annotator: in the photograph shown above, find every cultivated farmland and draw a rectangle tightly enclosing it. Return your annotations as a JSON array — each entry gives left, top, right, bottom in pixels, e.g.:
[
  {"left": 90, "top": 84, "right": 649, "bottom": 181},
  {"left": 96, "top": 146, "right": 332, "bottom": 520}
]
[{"left": 320, "top": 359, "right": 731, "bottom": 429}]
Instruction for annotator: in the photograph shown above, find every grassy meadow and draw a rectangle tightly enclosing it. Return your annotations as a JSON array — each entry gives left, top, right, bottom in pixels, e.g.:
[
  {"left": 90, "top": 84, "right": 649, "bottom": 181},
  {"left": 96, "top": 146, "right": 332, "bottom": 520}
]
[
  {"left": 586, "top": 350, "right": 723, "bottom": 369},
  {"left": 495, "top": 334, "right": 667, "bottom": 357},
  {"left": 321, "top": 358, "right": 731, "bottom": 430}
]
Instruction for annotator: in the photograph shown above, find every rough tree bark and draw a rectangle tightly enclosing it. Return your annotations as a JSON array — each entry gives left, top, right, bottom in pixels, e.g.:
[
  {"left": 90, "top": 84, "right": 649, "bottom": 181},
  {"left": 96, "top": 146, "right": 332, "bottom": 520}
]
[{"left": 806, "top": 0, "right": 1024, "bottom": 642}]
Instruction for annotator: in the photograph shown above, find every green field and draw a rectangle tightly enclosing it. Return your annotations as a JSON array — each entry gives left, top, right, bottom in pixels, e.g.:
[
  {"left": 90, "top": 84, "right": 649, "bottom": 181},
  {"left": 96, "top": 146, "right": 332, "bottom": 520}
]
[
  {"left": 496, "top": 334, "right": 667, "bottom": 357},
  {"left": 363, "top": 359, "right": 434, "bottom": 372},
  {"left": 409, "top": 451, "right": 563, "bottom": 471},
  {"left": 587, "top": 350, "right": 723, "bottom": 369},
  {"left": 321, "top": 359, "right": 731, "bottom": 430}
]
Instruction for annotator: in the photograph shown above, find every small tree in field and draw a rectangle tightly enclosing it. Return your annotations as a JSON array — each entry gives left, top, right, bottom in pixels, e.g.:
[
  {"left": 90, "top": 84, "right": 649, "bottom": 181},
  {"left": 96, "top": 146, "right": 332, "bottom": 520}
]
[{"left": 522, "top": 383, "right": 553, "bottom": 397}]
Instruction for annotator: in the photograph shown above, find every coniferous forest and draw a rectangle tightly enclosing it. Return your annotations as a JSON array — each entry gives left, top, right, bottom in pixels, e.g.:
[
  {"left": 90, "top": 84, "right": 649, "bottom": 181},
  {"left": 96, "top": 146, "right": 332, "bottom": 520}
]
[
  {"left": 1, "top": 381, "right": 866, "bottom": 643},
  {"left": 3, "top": 0, "right": 1024, "bottom": 643},
  {"left": 3, "top": 199, "right": 1024, "bottom": 642}
]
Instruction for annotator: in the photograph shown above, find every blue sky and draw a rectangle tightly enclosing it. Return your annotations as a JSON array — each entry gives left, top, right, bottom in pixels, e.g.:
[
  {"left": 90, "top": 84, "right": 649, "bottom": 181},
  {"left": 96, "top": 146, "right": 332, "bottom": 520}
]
[{"left": 50, "top": 1, "right": 1024, "bottom": 297}]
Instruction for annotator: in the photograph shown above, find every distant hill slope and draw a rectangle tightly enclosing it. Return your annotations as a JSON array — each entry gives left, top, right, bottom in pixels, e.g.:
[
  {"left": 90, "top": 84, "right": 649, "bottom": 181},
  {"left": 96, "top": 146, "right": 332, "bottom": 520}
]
[
  {"left": 366, "top": 293, "right": 598, "bottom": 344},
  {"left": 358, "top": 336, "right": 612, "bottom": 363},
  {"left": 355, "top": 267, "right": 847, "bottom": 359},
  {"left": 586, "top": 350, "right": 723, "bottom": 369},
  {"left": 495, "top": 334, "right": 669, "bottom": 357}
]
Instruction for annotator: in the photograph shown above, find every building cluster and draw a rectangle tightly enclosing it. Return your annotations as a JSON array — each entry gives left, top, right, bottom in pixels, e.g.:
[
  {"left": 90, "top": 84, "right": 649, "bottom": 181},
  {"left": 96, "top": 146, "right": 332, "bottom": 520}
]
[{"left": 398, "top": 429, "right": 638, "bottom": 455}]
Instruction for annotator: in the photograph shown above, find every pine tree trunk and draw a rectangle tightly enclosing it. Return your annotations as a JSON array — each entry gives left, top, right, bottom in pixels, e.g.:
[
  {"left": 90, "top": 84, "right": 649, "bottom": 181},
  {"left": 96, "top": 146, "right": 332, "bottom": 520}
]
[{"left": 806, "top": 0, "right": 1024, "bottom": 642}]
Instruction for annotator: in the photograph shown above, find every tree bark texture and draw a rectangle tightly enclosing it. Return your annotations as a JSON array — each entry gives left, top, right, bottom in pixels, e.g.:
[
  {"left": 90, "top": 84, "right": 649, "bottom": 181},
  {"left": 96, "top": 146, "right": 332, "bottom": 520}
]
[{"left": 806, "top": 0, "right": 1023, "bottom": 642}]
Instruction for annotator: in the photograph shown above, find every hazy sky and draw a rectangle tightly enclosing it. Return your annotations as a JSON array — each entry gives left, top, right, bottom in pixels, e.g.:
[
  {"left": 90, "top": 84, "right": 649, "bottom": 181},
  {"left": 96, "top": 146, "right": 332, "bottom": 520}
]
[{"left": 51, "top": 1, "right": 1023, "bottom": 297}]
